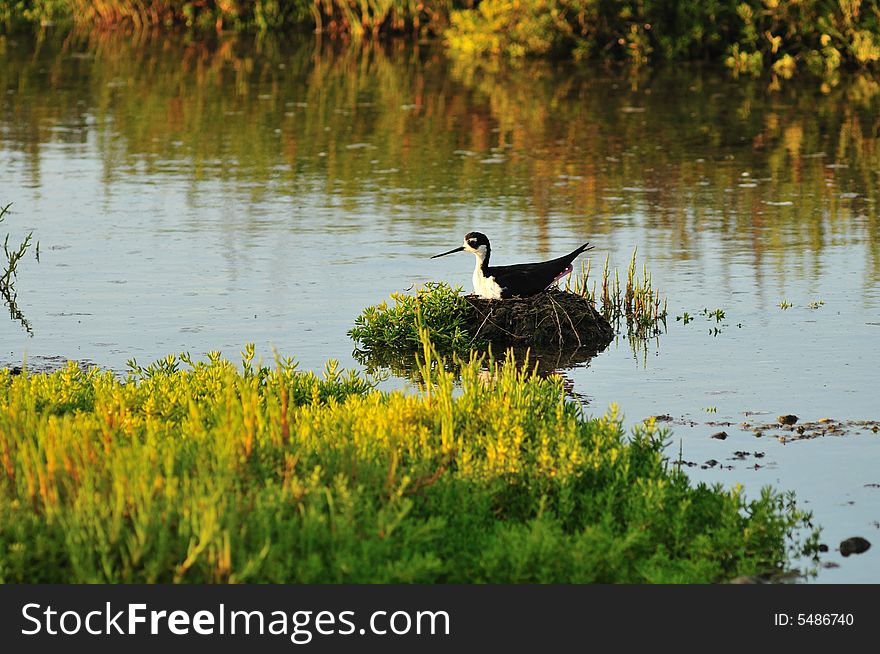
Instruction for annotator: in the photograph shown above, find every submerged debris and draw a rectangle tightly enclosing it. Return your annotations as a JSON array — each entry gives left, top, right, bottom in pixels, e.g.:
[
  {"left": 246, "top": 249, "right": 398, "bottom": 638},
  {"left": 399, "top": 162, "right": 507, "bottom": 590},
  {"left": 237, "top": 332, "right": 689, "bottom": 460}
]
[
  {"left": 740, "top": 417, "right": 880, "bottom": 442},
  {"left": 463, "top": 289, "right": 614, "bottom": 351},
  {"left": 1, "top": 355, "right": 101, "bottom": 376}
]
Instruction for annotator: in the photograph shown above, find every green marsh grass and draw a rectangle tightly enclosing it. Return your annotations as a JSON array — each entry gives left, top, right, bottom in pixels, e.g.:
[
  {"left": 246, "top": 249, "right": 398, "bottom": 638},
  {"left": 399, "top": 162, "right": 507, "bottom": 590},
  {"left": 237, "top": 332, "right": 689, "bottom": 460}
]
[
  {"left": 0, "top": 340, "right": 818, "bottom": 583},
  {"left": 566, "top": 248, "right": 667, "bottom": 337},
  {"left": 0, "top": 202, "right": 34, "bottom": 335}
]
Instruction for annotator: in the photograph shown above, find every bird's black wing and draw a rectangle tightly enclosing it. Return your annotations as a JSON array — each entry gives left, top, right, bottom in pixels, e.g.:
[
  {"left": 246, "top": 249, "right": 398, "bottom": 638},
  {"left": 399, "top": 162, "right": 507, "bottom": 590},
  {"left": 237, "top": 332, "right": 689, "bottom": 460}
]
[{"left": 490, "top": 243, "right": 592, "bottom": 298}]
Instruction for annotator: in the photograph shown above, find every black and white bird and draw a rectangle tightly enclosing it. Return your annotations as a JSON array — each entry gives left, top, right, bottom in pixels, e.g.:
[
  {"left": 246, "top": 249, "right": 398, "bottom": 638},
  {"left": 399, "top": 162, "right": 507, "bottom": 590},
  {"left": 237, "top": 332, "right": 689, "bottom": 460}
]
[{"left": 431, "top": 232, "right": 593, "bottom": 299}]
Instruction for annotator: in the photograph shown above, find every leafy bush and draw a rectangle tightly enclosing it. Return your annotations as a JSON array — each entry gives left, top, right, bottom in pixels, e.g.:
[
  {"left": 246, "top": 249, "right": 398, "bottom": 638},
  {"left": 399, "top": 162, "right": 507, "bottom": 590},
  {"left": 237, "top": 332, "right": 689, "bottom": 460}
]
[
  {"left": 349, "top": 282, "right": 476, "bottom": 354},
  {"left": 446, "top": 0, "right": 880, "bottom": 72},
  {"left": 0, "top": 342, "right": 818, "bottom": 582},
  {"left": 446, "top": 0, "right": 576, "bottom": 58}
]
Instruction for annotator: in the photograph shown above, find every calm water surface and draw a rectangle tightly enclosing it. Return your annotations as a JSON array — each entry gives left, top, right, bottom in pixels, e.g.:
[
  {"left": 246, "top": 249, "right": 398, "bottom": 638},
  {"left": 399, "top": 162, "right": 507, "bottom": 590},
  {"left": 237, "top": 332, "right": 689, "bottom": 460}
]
[{"left": 2, "top": 32, "right": 878, "bottom": 581}]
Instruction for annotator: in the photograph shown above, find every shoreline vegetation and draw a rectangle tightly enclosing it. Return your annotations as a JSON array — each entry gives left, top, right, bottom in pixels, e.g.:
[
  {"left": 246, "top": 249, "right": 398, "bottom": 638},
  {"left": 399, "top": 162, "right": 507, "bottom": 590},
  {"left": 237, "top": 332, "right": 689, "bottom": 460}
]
[
  {"left": 1, "top": 1, "right": 879, "bottom": 74},
  {"left": 0, "top": 340, "right": 819, "bottom": 583}
]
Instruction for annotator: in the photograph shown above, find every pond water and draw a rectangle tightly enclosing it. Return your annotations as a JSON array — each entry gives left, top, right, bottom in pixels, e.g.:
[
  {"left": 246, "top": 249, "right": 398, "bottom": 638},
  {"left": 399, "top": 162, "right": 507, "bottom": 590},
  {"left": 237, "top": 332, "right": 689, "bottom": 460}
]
[{"left": 2, "top": 31, "right": 878, "bottom": 582}]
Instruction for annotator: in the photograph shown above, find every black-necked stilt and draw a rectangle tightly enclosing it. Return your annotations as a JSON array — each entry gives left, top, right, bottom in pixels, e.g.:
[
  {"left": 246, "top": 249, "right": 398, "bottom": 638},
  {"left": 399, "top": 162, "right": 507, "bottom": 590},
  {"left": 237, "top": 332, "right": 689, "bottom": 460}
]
[{"left": 431, "top": 232, "right": 593, "bottom": 299}]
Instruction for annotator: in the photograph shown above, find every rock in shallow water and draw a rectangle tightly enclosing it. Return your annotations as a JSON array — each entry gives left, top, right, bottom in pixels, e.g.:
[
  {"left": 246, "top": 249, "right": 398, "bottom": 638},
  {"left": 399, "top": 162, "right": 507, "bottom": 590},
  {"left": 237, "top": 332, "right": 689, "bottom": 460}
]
[{"left": 839, "top": 537, "right": 871, "bottom": 557}]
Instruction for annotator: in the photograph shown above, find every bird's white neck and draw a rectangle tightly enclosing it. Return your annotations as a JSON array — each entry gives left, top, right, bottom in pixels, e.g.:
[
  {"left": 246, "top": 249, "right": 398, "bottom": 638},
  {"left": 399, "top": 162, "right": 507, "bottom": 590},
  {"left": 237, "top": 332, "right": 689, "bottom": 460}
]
[
  {"left": 471, "top": 244, "right": 489, "bottom": 267},
  {"left": 472, "top": 248, "right": 502, "bottom": 299}
]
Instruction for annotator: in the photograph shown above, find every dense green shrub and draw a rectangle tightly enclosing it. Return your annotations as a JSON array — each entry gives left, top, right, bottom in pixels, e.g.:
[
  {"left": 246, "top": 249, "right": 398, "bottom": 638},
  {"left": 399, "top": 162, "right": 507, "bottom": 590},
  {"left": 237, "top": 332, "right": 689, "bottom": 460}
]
[
  {"left": 446, "top": 0, "right": 880, "bottom": 72},
  {"left": 349, "top": 282, "right": 476, "bottom": 355},
  {"left": 447, "top": 0, "right": 577, "bottom": 58},
  {"left": 0, "top": 343, "right": 818, "bottom": 582}
]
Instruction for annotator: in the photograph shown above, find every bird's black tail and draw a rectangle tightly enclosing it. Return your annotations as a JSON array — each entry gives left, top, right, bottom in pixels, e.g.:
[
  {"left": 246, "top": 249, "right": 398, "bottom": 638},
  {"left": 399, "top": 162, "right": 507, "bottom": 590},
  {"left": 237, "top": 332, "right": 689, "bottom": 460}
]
[{"left": 569, "top": 243, "right": 593, "bottom": 260}]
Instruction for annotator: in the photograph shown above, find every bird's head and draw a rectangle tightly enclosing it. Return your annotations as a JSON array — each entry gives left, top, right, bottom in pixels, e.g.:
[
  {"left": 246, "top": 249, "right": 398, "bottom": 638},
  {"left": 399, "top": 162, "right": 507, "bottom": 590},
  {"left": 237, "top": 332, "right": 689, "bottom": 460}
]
[{"left": 431, "top": 232, "right": 491, "bottom": 262}]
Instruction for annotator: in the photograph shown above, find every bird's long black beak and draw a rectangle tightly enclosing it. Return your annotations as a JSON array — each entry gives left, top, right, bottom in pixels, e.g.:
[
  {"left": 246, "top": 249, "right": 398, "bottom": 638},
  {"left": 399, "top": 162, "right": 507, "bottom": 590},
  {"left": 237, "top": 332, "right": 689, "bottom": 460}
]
[{"left": 430, "top": 246, "right": 464, "bottom": 259}]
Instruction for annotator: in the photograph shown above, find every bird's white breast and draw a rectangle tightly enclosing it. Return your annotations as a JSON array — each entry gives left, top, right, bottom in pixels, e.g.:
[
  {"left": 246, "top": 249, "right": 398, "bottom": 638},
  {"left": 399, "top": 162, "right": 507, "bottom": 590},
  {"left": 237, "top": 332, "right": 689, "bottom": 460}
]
[{"left": 473, "top": 266, "right": 503, "bottom": 299}]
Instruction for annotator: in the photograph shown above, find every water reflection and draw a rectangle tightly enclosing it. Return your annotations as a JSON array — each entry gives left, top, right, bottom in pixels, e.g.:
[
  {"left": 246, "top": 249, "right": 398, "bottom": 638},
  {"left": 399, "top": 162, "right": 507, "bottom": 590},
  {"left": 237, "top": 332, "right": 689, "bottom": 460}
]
[
  {"left": 2, "top": 30, "right": 878, "bottom": 290},
  {"left": 354, "top": 343, "right": 601, "bottom": 382}
]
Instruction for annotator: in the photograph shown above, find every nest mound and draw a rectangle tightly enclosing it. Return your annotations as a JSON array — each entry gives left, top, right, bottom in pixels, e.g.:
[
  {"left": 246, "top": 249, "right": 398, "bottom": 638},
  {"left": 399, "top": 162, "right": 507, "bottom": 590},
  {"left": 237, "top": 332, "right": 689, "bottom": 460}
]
[{"left": 463, "top": 290, "right": 614, "bottom": 352}]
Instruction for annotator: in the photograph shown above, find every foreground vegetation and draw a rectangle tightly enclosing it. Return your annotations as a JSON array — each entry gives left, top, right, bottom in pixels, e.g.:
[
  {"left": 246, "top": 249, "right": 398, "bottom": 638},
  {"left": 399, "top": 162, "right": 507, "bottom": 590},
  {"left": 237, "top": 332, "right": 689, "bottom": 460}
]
[
  {"left": 0, "top": 341, "right": 817, "bottom": 582},
  {"left": 1, "top": 0, "right": 878, "bottom": 73}
]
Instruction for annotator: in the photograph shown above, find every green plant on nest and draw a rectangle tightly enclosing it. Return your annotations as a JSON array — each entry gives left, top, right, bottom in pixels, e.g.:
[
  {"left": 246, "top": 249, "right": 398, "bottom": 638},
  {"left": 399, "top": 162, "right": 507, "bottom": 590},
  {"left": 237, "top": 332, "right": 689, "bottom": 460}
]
[
  {"left": 349, "top": 281, "right": 477, "bottom": 355},
  {"left": 566, "top": 248, "right": 668, "bottom": 337}
]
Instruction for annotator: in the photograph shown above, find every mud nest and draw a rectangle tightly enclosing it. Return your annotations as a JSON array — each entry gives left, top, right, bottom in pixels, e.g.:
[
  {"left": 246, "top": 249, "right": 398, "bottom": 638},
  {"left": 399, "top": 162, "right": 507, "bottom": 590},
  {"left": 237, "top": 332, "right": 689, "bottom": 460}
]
[{"left": 463, "top": 289, "right": 614, "bottom": 352}]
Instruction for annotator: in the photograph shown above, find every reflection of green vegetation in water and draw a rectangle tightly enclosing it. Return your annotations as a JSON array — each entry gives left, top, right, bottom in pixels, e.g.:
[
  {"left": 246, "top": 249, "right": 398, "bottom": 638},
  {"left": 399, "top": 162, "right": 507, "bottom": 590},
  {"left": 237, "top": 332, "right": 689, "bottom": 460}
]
[
  {"left": 0, "top": 202, "right": 34, "bottom": 336},
  {"left": 0, "top": 340, "right": 818, "bottom": 582},
  {"left": 354, "top": 341, "right": 600, "bottom": 381},
  {"left": 445, "top": 55, "right": 880, "bottom": 285},
  {"left": 1, "top": 31, "right": 879, "bottom": 284}
]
